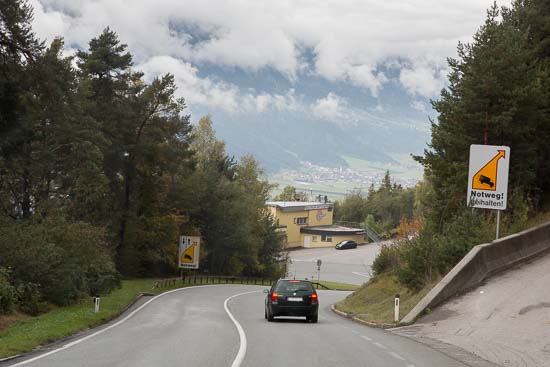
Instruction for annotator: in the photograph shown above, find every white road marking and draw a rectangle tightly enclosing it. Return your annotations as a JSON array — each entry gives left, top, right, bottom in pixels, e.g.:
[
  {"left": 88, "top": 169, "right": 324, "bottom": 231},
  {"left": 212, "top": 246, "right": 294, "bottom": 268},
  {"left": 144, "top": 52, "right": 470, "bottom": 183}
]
[
  {"left": 373, "top": 342, "right": 387, "bottom": 350},
  {"left": 360, "top": 335, "right": 372, "bottom": 341},
  {"left": 407, "top": 364, "right": 416, "bottom": 367},
  {"left": 352, "top": 272, "right": 371, "bottom": 278},
  {"left": 8, "top": 285, "right": 220, "bottom": 367},
  {"left": 388, "top": 351, "right": 406, "bottom": 361},
  {"left": 224, "top": 290, "right": 261, "bottom": 367}
]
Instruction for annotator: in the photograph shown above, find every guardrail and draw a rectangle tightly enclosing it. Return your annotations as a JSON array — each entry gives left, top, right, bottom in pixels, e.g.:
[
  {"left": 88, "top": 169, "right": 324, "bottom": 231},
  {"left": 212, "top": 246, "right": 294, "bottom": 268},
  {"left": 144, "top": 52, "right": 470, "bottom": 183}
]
[
  {"left": 153, "top": 276, "right": 337, "bottom": 290},
  {"left": 402, "top": 221, "right": 550, "bottom": 324},
  {"left": 311, "top": 282, "right": 330, "bottom": 290},
  {"left": 152, "top": 275, "right": 276, "bottom": 289}
]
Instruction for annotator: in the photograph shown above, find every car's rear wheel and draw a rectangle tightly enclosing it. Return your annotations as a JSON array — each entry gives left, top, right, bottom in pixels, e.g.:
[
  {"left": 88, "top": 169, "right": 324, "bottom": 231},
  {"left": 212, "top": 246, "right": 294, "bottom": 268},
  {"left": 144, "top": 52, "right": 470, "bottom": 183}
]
[
  {"left": 310, "top": 314, "right": 318, "bottom": 323},
  {"left": 267, "top": 308, "right": 274, "bottom": 322},
  {"left": 264, "top": 308, "right": 267, "bottom": 319}
]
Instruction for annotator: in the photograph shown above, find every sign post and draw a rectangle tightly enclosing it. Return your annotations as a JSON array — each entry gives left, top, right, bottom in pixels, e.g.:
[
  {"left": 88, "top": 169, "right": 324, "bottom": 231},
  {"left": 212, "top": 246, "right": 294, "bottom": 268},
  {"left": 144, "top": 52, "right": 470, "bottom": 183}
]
[
  {"left": 178, "top": 235, "right": 200, "bottom": 270},
  {"left": 316, "top": 259, "right": 322, "bottom": 285},
  {"left": 467, "top": 145, "right": 510, "bottom": 240}
]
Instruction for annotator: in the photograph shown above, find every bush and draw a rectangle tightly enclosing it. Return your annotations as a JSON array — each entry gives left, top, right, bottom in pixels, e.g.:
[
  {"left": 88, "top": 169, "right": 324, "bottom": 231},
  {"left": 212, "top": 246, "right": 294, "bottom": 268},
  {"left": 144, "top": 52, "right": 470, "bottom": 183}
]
[
  {"left": 438, "top": 209, "right": 493, "bottom": 270},
  {"left": 395, "top": 208, "right": 493, "bottom": 290},
  {"left": 0, "top": 217, "right": 120, "bottom": 310},
  {"left": 372, "top": 243, "right": 400, "bottom": 275},
  {"left": 16, "top": 282, "right": 48, "bottom": 316},
  {"left": 396, "top": 234, "right": 441, "bottom": 290},
  {"left": 86, "top": 261, "right": 121, "bottom": 296},
  {"left": 0, "top": 268, "right": 17, "bottom": 314}
]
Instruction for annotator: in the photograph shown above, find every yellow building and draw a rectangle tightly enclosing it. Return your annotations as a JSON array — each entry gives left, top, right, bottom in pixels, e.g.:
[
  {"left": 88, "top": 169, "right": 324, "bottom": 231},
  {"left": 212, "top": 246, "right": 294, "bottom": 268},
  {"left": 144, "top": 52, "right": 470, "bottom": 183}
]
[{"left": 266, "top": 201, "right": 366, "bottom": 248}]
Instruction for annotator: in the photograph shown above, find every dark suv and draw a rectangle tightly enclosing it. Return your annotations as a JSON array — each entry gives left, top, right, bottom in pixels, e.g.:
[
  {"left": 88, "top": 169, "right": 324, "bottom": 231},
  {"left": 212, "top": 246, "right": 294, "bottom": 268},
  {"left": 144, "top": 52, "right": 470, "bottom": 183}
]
[{"left": 264, "top": 279, "right": 319, "bottom": 323}]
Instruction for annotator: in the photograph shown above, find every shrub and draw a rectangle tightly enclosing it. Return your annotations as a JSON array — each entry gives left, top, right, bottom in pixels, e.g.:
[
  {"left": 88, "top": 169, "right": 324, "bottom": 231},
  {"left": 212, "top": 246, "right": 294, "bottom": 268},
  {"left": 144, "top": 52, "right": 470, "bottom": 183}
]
[
  {"left": 396, "top": 233, "right": 441, "bottom": 290},
  {"left": 0, "top": 268, "right": 17, "bottom": 314},
  {"left": 16, "top": 282, "right": 48, "bottom": 316},
  {"left": 86, "top": 261, "right": 121, "bottom": 296},
  {"left": 395, "top": 208, "right": 493, "bottom": 290},
  {"left": 372, "top": 243, "right": 401, "bottom": 275},
  {"left": 438, "top": 209, "right": 493, "bottom": 270},
  {"left": 0, "top": 216, "right": 120, "bottom": 310}
]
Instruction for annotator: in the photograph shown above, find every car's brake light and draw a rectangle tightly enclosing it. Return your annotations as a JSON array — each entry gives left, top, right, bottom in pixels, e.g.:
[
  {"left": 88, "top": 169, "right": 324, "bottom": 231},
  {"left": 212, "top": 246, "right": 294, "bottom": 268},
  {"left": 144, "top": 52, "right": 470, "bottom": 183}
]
[
  {"left": 290, "top": 280, "right": 300, "bottom": 283},
  {"left": 311, "top": 293, "right": 318, "bottom": 304},
  {"left": 271, "top": 292, "right": 278, "bottom": 303}
]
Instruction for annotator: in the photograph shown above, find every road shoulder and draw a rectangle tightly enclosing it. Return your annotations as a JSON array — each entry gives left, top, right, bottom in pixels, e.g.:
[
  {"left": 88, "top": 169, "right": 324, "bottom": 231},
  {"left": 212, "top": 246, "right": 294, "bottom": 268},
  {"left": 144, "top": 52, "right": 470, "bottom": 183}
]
[{"left": 0, "top": 294, "right": 153, "bottom": 366}]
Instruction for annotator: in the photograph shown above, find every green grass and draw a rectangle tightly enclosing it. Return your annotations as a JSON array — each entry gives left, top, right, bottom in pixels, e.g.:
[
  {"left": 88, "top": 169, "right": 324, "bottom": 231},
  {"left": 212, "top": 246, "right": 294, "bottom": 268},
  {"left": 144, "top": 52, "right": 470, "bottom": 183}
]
[
  {"left": 0, "top": 279, "right": 175, "bottom": 359},
  {"left": 335, "top": 273, "right": 437, "bottom": 325},
  {"left": 314, "top": 280, "right": 360, "bottom": 291}
]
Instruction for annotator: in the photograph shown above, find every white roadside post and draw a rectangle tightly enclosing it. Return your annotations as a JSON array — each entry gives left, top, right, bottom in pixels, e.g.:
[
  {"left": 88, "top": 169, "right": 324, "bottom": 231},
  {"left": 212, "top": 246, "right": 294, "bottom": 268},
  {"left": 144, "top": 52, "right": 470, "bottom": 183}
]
[
  {"left": 94, "top": 296, "right": 100, "bottom": 313},
  {"left": 394, "top": 294, "right": 400, "bottom": 322}
]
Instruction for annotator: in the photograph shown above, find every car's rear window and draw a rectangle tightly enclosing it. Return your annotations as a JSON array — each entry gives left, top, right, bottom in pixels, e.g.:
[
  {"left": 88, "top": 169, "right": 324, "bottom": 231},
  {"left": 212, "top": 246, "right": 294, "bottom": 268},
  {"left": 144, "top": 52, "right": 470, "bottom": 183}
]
[{"left": 275, "top": 280, "right": 314, "bottom": 293}]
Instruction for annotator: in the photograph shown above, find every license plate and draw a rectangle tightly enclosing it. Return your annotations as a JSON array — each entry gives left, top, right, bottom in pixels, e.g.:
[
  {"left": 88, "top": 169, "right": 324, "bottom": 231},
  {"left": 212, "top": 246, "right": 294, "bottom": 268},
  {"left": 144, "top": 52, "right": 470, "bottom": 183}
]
[{"left": 287, "top": 297, "right": 302, "bottom": 302}]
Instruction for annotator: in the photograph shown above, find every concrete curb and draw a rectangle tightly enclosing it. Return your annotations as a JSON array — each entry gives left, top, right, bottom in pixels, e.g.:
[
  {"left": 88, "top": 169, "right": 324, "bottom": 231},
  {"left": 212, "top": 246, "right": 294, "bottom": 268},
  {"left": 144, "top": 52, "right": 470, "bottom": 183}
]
[
  {"left": 0, "top": 292, "right": 149, "bottom": 364},
  {"left": 330, "top": 304, "right": 396, "bottom": 329},
  {"left": 402, "top": 221, "right": 550, "bottom": 324}
]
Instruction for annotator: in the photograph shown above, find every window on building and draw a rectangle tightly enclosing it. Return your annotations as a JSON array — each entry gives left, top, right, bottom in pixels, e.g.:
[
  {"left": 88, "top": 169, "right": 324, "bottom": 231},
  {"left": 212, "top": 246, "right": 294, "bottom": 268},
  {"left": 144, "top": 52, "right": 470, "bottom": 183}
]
[
  {"left": 328, "top": 206, "right": 333, "bottom": 212},
  {"left": 295, "top": 217, "right": 308, "bottom": 225},
  {"left": 312, "top": 236, "right": 317, "bottom": 242},
  {"left": 321, "top": 234, "right": 332, "bottom": 242}
]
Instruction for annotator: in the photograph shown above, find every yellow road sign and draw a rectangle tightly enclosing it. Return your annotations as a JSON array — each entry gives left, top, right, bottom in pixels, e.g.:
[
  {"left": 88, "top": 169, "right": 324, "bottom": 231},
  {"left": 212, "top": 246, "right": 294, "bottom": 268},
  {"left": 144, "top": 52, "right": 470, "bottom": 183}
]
[
  {"left": 472, "top": 150, "right": 505, "bottom": 191},
  {"left": 181, "top": 244, "right": 195, "bottom": 263},
  {"left": 178, "top": 235, "right": 200, "bottom": 269},
  {"left": 467, "top": 145, "right": 510, "bottom": 210}
]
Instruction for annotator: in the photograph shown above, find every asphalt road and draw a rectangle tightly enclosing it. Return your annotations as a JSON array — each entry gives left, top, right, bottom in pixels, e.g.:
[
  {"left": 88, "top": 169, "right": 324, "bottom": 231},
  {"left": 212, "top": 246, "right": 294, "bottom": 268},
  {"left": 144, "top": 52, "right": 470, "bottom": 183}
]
[
  {"left": 288, "top": 243, "right": 381, "bottom": 285},
  {"left": 4, "top": 284, "right": 471, "bottom": 367}
]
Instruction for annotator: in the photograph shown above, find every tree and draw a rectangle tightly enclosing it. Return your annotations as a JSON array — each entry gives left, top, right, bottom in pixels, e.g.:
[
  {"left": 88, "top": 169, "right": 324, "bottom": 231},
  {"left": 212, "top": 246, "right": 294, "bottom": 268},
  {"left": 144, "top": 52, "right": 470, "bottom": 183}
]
[
  {"left": 334, "top": 190, "right": 368, "bottom": 223},
  {"left": 189, "top": 118, "right": 283, "bottom": 276},
  {"left": 416, "top": 3, "right": 549, "bottom": 227},
  {"left": 273, "top": 185, "right": 308, "bottom": 201}
]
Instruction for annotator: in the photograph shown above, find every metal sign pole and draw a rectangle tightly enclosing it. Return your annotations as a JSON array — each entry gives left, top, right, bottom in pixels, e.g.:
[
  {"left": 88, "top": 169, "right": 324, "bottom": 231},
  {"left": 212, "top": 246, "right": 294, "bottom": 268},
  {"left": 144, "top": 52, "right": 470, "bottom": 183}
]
[
  {"left": 496, "top": 210, "right": 501, "bottom": 240},
  {"left": 316, "top": 259, "right": 322, "bottom": 286}
]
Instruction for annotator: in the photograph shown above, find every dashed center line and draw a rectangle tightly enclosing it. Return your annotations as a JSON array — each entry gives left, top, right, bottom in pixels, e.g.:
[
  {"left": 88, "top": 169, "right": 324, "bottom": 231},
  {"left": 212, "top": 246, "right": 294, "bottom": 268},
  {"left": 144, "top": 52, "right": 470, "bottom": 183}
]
[
  {"left": 360, "top": 335, "right": 372, "bottom": 341},
  {"left": 388, "top": 351, "right": 406, "bottom": 361},
  {"left": 373, "top": 342, "right": 387, "bottom": 350}
]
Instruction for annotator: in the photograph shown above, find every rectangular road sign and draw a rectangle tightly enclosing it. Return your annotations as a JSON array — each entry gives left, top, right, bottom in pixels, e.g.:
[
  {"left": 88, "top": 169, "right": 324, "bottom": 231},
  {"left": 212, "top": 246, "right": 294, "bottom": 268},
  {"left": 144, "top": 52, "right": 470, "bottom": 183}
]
[
  {"left": 467, "top": 144, "right": 510, "bottom": 210},
  {"left": 178, "top": 235, "right": 200, "bottom": 269}
]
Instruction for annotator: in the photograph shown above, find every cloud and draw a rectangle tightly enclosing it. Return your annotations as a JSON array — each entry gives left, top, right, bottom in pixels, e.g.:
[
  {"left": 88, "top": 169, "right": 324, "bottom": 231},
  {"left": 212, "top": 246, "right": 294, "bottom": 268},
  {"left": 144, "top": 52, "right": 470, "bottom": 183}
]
[
  {"left": 310, "top": 92, "right": 428, "bottom": 132},
  {"left": 29, "top": 0, "right": 68, "bottom": 41},
  {"left": 32, "top": 0, "right": 511, "bottom": 97},
  {"left": 139, "top": 56, "right": 300, "bottom": 114},
  {"left": 400, "top": 63, "right": 448, "bottom": 98},
  {"left": 410, "top": 100, "right": 427, "bottom": 112},
  {"left": 311, "top": 92, "right": 350, "bottom": 121}
]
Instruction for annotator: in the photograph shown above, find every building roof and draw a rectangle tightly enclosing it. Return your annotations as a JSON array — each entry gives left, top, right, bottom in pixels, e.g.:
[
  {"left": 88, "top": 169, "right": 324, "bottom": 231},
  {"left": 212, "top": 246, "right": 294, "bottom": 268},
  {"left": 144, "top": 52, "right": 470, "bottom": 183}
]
[
  {"left": 266, "top": 201, "right": 332, "bottom": 212},
  {"left": 300, "top": 225, "right": 366, "bottom": 235}
]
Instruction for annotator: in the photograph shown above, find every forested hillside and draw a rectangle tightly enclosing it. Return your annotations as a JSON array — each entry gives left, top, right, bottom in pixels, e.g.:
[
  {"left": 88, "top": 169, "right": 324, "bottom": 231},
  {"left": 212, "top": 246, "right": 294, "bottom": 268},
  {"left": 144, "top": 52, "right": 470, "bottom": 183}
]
[
  {"left": 0, "top": 0, "right": 283, "bottom": 315},
  {"left": 370, "top": 0, "right": 550, "bottom": 289}
]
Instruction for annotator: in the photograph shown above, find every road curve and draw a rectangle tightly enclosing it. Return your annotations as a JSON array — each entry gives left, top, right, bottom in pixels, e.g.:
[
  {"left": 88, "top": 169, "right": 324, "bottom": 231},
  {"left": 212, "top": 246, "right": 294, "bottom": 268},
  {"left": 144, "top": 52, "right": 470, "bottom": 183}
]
[{"left": 3, "top": 285, "right": 470, "bottom": 367}]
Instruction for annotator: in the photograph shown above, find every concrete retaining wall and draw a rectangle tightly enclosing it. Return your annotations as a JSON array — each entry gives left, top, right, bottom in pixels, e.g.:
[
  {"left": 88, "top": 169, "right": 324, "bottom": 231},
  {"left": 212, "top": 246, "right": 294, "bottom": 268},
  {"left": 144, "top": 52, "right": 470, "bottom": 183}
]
[{"left": 401, "top": 221, "right": 550, "bottom": 324}]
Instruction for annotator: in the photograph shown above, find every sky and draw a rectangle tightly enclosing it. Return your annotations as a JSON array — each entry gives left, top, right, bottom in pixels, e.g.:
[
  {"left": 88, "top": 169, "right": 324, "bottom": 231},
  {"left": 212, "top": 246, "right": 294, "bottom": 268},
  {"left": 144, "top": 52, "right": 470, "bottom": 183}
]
[{"left": 28, "top": 0, "right": 512, "bottom": 175}]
